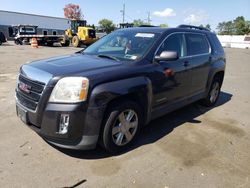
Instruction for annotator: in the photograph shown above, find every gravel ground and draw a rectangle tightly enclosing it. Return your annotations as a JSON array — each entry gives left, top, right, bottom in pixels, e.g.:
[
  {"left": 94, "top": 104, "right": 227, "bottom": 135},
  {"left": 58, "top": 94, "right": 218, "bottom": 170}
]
[{"left": 0, "top": 42, "right": 249, "bottom": 188}]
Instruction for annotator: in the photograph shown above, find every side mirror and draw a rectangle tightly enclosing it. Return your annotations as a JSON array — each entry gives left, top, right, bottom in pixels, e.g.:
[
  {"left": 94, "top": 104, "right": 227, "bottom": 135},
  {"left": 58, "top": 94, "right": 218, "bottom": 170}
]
[{"left": 155, "top": 51, "right": 178, "bottom": 62}]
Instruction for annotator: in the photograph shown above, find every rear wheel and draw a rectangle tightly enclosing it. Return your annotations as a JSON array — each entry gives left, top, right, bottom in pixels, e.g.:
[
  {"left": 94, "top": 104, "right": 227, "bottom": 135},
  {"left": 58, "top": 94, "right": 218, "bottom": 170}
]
[
  {"left": 61, "top": 35, "right": 70, "bottom": 47},
  {"left": 61, "top": 40, "right": 70, "bottom": 47},
  {"left": 14, "top": 39, "right": 22, "bottom": 45},
  {"left": 101, "top": 101, "right": 142, "bottom": 154},
  {"left": 72, "top": 36, "right": 80, "bottom": 47},
  {"left": 47, "top": 42, "right": 54, "bottom": 47},
  {"left": 201, "top": 77, "right": 221, "bottom": 107}
]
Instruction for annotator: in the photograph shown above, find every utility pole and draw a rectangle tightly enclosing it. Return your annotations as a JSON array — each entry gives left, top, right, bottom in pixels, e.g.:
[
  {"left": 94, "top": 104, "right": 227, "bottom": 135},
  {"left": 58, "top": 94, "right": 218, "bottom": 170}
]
[
  {"left": 120, "top": 3, "right": 125, "bottom": 23},
  {"left": 147, "top": 11, "right": 152, "bottom": 25}
]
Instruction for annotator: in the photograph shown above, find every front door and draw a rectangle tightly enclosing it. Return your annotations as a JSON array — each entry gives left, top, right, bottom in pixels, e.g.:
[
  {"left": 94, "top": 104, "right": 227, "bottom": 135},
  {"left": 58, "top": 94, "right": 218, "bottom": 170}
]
[{"left": 152, "top": 33, "right": 192, "bottom": 107}]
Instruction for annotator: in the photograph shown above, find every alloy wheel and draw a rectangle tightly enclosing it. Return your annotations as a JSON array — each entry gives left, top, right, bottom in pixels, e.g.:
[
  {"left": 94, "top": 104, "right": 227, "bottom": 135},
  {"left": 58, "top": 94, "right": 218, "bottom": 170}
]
[
  {"left": 111, "top": 109, "right": 138, "bottom": 146},
  {"left": 210, "top": 82, "right": 220, "bottom": 103}
]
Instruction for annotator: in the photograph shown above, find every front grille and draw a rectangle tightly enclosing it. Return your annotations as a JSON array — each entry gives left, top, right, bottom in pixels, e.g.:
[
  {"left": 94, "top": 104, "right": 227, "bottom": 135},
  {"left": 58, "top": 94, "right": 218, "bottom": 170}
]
[
  {"left": 16, "top": 74, "right": 45, "bottom": 111},
  {"left": 88, "top": 29, "right": 96, "bottom": 38}
]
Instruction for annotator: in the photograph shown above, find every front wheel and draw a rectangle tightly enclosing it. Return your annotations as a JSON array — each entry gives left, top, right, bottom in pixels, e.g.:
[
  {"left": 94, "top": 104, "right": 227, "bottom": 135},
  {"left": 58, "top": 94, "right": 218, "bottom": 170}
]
[
  {"left": 101, "top": 101, "right": 142, "bottom": 154},
  {"left": 201, "top": 77, "right": 221, "bottom": 107},
  {"left": 72, "top": 36, "right": 80, "bottom": 47}
]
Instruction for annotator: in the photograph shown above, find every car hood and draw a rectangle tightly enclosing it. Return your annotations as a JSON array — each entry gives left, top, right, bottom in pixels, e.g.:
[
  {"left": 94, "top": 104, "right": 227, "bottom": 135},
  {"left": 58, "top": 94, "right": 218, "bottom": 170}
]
[{"left": 22, "top": 53, "right": 122, "bottom": 77}]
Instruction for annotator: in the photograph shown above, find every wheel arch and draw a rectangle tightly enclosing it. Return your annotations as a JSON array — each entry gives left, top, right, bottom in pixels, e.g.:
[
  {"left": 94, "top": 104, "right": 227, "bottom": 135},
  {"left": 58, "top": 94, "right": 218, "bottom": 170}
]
[
  {"left": 214, "top": 71, "right": 225, "bottom": 86},
  {"left": 206, "top": 59, "right": 225, "bottom": 94},
  {"left": 89, "top": 77, "right": 153, "bottom": 126}
]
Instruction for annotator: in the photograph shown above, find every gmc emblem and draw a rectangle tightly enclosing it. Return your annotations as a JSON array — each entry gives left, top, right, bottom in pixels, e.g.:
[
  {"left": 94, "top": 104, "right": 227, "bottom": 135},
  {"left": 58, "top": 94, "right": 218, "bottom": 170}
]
[{"left": 18, "top": 82, "right": 31, "bottom": 93}]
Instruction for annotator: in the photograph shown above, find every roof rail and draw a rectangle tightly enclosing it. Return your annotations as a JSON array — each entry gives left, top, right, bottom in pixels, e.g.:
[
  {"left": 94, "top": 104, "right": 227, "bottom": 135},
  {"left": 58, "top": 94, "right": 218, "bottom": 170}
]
[
  {"left": 139, "top": 25, "right": 157, "bottom": 27},
  {"left": 177, "top": 24, "right": 210, "bottom": 31}
]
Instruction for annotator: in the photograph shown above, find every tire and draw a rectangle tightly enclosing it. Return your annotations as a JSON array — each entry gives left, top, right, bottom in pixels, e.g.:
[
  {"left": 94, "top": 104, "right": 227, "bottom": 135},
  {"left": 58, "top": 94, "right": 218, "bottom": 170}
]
[
  {"left": 23, "top": 40, "right": 30, "bottom": 45},
  {"left": 61, "top": 35, "right": 70, "bottom": 47},
  {"left": 0, "top": 41, "right": 2, "bottom": 45},
  {"left": 61, "top": 40, "right": 70, "bottom": 47},
  {"left": 14, "top": 39, "right": 22, "bottom": 45},
  {"left": 38, "top": 40, "right": 46, "bottom": 46},
  {"left": 101, "top": 101, "right": 142, "bottom": 154},
  {"left": 72, "top": 36, "right": 80, "bottom": 47},
  {"left": 47, "top": 42, "right": 54, "bottom": 47},
  {"left": 201, "top": 77, "right": 221, "bottom": 107}
]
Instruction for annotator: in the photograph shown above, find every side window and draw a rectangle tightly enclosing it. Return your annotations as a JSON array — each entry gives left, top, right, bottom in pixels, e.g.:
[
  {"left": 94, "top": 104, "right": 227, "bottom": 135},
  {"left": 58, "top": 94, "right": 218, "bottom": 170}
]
[
  {"left": 52, "top": 30, "right": 57, "bottom": 35},
  {"left": 43, "top": 30, "right": 48, "bottom": 35},
  {"left": 210, "top": 34, "right": 224, "bottom": 54},
  {"left": 185, "top": 34, "right": 209, "bottom": 56},
  {"left": 156, "top": 33, "right": 185, "bottom": 57}
]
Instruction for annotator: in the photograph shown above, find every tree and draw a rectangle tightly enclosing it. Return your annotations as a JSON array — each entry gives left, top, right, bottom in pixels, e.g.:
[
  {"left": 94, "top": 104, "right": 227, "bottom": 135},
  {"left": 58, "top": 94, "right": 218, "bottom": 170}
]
[
  {"left": 217, "top": 16, "right": 250, "bottom": 35},
  {"left": 234, "top": 16, "right": 250, "bottom": 35},
  {"left": 217, "top": 21, "right": 234, "bottom": 35},
  {"left": 216, "top": 22, "right": 224, "bottom": 34},
  {"left": 205, "top": 24, "right": 211, "bottom": 30},
  {"left": 63, "top": 4, "right": 82, "bottom": 20},
  {"left": 225, "top": 21, "right": 234, "bottom": 34},
  {"left": 98, "top": 19, "right": 115, "bottom": 33},
  {"left": 159, "top": 24, "right": 168, "bottom": 28},
  {"left": 86, "top": 24, "right": 96, "bottom": 29},
  {"left": 199, "top": 24, "right": 211, "bottom": 30},
  {"left": 133, "top": 19, "right": 148, "bottom": 27}
]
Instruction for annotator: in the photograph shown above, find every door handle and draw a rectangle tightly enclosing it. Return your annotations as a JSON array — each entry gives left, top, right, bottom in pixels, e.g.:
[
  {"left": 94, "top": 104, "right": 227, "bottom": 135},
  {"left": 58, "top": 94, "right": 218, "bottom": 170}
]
[{"left": 183, "top": 61, "right": 190, "bottom": 67}]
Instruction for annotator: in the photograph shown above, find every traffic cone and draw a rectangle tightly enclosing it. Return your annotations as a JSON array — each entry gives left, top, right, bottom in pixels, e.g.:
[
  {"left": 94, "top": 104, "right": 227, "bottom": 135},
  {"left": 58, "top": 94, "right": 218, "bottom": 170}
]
[{"left": 31, "top": 38, "right": 38, "bottom": 48}]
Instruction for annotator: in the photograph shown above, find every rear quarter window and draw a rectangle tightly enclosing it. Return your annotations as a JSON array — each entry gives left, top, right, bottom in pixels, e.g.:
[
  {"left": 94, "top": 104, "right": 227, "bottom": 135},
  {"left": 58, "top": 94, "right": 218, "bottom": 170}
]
[
  {"left": 209, "top": 34, "right": 224, "bottom": 54},
  {"left": 185, "top": 33, "right": 210, "bottom": 56}
]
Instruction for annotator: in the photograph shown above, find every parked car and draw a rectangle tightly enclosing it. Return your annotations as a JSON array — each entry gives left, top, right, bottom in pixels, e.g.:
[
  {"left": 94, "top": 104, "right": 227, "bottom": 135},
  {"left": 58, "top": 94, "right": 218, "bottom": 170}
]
[
  {"left": 0, "top": 31, "right": 7, "bottom": 45},
  {"left": 15, "top": 25, "right": 225, "bottom": 154}
]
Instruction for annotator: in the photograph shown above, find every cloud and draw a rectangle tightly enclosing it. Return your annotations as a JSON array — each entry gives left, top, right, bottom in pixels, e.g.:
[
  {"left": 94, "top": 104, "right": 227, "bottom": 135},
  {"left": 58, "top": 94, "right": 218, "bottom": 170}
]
[
  {"left": 184, "top": 14, "right": 201, "bottom": 23},
  {"left": 184, "top": 11, "right": 209, "bottom": 24},
  {"left": 153, "top": 8, "right": 176, "bottom": 17}
]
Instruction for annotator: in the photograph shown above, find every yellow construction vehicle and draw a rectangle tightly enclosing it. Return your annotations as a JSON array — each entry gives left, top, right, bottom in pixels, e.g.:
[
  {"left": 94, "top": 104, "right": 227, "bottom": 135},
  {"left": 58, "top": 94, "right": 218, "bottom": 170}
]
[{"left": 65, "top": 19, "right": 98, "bottom": 47}]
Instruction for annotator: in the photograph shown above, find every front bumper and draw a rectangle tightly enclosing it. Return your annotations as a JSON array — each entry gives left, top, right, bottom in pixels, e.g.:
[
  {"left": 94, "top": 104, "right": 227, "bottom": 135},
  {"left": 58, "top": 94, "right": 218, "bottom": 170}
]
[
  {"left": 83, "top": 37, "right": 98, "bottom": 45},
  {"left": 16, "top": 100, "right": 105, "bottom": 150}
]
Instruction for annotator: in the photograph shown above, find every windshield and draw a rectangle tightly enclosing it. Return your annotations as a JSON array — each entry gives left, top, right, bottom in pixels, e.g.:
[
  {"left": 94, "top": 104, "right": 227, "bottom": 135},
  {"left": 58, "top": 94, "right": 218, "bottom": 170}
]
[{"left": 83, "top": 30, "right": 160, "bottom": 61}]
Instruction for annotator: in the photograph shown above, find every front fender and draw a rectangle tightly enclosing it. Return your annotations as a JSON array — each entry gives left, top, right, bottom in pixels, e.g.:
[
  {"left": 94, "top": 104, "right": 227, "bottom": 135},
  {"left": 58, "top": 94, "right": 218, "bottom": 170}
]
[{"left": 89, "top": 76, "right": 153, "bottom": 123}]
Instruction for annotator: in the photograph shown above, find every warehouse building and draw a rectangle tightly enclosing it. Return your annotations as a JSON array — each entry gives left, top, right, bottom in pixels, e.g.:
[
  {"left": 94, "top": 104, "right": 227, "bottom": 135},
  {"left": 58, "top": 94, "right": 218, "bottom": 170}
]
[{"left": 0, "top": 10, "right": 70, "bottom": 39}]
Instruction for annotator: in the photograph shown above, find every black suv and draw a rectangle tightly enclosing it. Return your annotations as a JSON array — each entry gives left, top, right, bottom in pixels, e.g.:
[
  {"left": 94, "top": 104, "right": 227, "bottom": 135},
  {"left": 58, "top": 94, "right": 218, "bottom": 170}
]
[{"left": 16, "top": 25, "right": 225, "bottom": 153}]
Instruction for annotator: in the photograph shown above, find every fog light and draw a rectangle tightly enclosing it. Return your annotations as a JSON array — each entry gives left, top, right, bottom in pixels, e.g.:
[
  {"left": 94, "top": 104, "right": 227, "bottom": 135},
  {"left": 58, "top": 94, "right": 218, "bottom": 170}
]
[{"left": 59, "top": 114, "right": 69, "bottom": 134}]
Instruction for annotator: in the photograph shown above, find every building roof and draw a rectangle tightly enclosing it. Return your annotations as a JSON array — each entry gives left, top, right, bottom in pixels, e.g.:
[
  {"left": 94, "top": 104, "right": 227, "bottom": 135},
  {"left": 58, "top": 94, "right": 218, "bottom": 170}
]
[{"left": 0, "top": 10, "right": 68, "bottom": 21}]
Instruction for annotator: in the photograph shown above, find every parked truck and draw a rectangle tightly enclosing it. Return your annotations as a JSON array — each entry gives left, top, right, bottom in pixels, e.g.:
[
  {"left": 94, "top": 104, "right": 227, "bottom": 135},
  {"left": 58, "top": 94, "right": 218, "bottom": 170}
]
[{"left": 13, "top": 25, "right": 70, "bottom": 46}]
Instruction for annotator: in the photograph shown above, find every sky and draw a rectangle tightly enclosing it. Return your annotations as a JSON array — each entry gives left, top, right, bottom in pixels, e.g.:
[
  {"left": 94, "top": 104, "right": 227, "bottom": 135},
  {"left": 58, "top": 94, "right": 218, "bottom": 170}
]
[{"left": 0, "top": 0, "right": 250, "bottom": 30}]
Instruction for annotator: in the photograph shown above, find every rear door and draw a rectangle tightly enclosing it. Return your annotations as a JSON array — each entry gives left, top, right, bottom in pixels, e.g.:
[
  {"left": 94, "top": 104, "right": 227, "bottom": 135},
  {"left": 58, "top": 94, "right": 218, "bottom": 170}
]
[{"left": 184, "top": 33, "right": 211, "bottom": 95}]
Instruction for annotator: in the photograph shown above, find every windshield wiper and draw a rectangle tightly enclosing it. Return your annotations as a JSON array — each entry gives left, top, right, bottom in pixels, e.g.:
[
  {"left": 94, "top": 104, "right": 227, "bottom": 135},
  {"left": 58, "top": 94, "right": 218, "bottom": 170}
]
[
  {"left": 75, "top": 49, "right": 85, "bottom": 54},
  {"left": 97, "top": 54, "right": 120, "bottom": 61}
]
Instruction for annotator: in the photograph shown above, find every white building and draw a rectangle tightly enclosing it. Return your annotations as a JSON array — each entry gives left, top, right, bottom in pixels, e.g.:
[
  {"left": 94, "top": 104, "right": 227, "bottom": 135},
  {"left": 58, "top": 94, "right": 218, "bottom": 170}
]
[{"left": 0, "top": 10, "right": 71, "bottom": 38}]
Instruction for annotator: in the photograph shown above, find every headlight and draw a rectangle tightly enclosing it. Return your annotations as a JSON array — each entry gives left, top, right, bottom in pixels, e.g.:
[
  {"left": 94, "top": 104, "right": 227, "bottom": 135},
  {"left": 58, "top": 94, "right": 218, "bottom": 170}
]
[{"left": 49, "top": 77, "right": 89, "bottom": 103}]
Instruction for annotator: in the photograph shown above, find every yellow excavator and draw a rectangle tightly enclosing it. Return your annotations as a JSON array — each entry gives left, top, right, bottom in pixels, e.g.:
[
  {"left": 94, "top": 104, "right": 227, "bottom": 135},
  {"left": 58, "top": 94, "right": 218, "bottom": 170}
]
[{"left": 65, "top": 19, "right": 98, "bottom": 47}]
